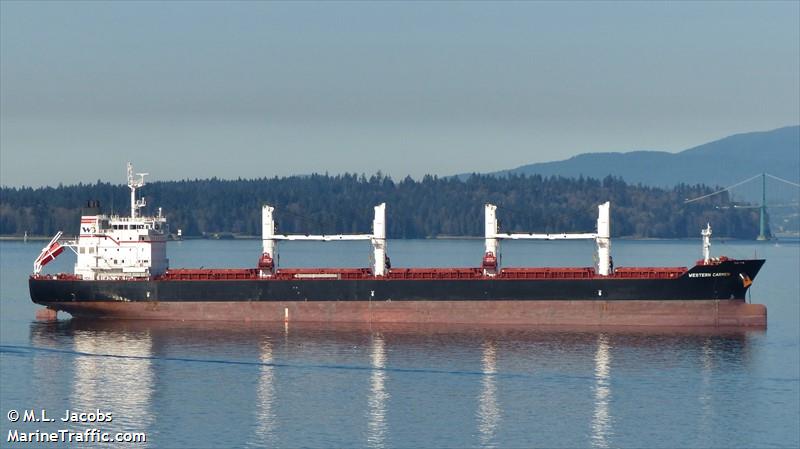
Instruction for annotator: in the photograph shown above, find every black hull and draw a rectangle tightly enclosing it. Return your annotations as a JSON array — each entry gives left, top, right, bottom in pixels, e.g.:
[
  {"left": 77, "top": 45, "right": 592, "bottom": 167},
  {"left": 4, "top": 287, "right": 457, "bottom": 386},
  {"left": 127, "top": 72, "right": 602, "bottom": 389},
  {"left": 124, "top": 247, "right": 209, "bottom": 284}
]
[{"left": 30, "top": 260, "right": 764, "bottom": 305}]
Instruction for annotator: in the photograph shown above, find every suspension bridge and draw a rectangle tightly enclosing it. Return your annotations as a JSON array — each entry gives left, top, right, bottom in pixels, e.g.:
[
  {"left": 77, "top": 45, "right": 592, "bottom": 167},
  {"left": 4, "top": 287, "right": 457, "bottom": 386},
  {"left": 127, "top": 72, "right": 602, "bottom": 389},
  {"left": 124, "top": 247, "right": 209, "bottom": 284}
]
[{"left": 685, "top": 173, "right": 800, "bottom": 240}]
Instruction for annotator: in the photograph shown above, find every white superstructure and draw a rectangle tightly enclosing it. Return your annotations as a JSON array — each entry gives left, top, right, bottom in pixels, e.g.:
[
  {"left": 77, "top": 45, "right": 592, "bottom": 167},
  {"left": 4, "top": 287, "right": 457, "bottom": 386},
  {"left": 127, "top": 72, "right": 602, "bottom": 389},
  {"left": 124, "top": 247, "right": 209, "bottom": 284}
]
[{"left": 33, "top": 163, "right": 169, "bottom": 280}]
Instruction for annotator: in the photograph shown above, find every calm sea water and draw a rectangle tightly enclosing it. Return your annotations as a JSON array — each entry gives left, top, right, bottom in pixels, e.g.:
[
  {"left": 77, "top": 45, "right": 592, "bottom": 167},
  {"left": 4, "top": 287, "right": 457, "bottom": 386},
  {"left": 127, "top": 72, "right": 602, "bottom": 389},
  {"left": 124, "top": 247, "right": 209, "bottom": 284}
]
[{"left": 1, "top": 239, "right": 798, "bottom": 448}]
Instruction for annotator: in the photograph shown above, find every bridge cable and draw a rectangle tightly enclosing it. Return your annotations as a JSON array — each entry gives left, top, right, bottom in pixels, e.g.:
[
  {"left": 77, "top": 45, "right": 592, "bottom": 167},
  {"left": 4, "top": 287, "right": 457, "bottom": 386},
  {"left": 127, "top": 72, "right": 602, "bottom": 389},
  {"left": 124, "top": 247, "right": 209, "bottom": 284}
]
[
  {"left": 765, "top": 173, "right": 800, "bottom": 188},
  {"left": 683, "top": 174, "right": 762, "bottom": 204}
]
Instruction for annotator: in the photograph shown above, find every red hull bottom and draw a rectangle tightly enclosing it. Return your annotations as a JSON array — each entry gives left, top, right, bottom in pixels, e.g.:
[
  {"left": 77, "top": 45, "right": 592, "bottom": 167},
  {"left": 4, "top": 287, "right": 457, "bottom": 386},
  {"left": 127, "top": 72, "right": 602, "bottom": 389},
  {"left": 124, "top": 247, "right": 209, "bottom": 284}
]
[{"left": 47, "top": 300, "right": 767, "bottom": 327}]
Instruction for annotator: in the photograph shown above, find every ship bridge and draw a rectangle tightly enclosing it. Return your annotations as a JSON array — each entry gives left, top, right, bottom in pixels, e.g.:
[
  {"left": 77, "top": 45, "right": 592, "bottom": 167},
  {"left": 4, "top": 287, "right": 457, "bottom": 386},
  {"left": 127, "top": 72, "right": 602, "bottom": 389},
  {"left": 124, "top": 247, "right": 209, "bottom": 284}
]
[{"left": 33, "top": 163, "right": 169, "bottom": 281}]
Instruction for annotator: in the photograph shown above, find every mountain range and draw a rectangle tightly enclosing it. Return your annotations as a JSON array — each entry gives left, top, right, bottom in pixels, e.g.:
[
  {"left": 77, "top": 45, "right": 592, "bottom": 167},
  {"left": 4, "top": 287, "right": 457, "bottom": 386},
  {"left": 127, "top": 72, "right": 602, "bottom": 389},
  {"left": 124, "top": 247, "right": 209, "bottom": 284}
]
[{"left": 478, "top": 125, "right": 799, "bottom": 194}]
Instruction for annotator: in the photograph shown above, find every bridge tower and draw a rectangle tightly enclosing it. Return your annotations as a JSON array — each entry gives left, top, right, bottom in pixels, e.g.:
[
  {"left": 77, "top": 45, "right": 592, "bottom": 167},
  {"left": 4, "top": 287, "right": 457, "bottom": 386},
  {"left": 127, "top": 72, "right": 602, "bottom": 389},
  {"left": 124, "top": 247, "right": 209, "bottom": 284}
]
[{"left": 757, "top": 173, "right": 768, "bottom": 241}]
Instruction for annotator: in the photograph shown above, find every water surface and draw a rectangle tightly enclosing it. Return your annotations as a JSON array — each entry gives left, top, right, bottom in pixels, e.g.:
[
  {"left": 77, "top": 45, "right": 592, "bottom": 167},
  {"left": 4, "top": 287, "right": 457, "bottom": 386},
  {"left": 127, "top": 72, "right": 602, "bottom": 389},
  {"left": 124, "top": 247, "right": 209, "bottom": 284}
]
[{"left": 1, "top": 239, "right": 798, "bottom": 448}]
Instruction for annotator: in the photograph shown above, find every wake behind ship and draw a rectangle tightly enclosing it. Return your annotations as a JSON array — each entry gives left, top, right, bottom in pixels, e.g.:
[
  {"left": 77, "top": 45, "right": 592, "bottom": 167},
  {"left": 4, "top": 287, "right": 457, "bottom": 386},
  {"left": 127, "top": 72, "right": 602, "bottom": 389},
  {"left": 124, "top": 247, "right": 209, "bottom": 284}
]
[{"left": 29, "top": 164, "right": 766, "bottom": 326}]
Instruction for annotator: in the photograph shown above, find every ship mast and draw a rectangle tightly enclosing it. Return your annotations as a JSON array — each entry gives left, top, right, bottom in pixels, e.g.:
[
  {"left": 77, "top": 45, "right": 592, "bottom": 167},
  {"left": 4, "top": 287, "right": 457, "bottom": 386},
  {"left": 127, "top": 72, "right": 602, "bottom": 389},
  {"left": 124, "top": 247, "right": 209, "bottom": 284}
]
[
  {"left": 127, "top": 162, "right": 148, "bottom": 219},
  {"left": 701, "top": 223, "right": 712, "bottom": 264}
]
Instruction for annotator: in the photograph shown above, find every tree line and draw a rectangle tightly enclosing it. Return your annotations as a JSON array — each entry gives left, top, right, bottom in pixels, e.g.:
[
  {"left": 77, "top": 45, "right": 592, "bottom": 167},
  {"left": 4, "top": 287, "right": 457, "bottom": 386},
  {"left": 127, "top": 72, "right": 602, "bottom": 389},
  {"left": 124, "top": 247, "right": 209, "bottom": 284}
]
[{"left": 0, "top": 173, "right": 765, "bottom": 239}]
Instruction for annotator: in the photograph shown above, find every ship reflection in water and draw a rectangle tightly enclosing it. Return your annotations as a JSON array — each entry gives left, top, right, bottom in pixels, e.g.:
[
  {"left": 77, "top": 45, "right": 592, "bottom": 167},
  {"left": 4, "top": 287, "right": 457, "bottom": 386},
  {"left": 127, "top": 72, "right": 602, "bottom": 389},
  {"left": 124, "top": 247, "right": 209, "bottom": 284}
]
[
  {"left": 29, "top": 322, "right": 155, "bottom": 447},
  {"left": 26, "top": 320, "right": 761, "bottom": 448},
  {"left": 367, "top": 333, "right": 388, "bottom": 449},
  {"left": 591, "top": 334, "right": 612, "bottom": 448},
  {"left": 477, "top": 340, "right": 500, "bottom": 448},
  {"left": 251, "top": 338, "right": 276, "bottom": 447},
  {"left": 72, "top": 330, "right": 154, "bottom": 438}
]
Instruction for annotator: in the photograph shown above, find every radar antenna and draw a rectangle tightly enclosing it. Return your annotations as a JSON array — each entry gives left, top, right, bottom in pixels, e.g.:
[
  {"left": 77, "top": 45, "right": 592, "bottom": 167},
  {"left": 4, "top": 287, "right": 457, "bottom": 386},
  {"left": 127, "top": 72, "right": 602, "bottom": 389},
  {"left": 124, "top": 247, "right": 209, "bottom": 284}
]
[{"left": 127, "top": 162, "right": 148, "bottom": 219}]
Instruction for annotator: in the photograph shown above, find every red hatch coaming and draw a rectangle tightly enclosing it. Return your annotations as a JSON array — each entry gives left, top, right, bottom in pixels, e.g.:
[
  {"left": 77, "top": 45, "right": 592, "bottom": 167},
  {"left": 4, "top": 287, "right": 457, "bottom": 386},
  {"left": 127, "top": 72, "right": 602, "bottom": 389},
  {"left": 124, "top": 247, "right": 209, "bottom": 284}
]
[
  {"left": 153, "top": 266, "right": 689, "bottom": 281},
  {"left": 160, "top": 268, "right": 260, "bottom": 280},
  {"left": 32, "top": 266, "right": 690, "bottom": 282},
  {"left": 610, "top": 267, "right": 687, "bottom": 279}
]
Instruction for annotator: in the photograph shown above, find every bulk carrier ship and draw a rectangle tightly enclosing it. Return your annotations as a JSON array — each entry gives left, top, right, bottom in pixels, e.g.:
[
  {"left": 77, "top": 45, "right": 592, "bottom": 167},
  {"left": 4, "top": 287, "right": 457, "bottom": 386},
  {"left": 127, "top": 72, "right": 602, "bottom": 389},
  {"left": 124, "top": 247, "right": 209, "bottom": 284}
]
[{"left": 29, "top": 164, "right": 766, "bottom": 326}]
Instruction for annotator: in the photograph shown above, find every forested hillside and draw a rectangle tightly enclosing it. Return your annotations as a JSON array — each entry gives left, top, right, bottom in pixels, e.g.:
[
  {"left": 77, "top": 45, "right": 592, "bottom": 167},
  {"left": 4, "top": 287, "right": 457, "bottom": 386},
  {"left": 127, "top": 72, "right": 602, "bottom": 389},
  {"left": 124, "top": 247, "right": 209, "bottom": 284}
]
[{"left": 0, "top": 174, "right": 763, "bottom": 239}]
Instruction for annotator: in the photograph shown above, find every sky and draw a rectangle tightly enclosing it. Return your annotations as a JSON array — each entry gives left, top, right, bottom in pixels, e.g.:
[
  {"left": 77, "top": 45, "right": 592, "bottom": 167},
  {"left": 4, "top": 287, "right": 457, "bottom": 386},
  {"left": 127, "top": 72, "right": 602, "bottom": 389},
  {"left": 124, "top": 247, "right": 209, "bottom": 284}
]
[{"left": 1, "top": 1, "right": 798, "bottom": 187}]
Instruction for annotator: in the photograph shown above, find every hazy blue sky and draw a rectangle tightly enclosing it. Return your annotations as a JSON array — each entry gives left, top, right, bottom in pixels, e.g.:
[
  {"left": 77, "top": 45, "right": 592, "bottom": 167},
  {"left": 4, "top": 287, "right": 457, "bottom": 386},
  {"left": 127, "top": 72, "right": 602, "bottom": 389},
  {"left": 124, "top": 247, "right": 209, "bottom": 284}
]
[{"left": 1, "top": 1, "right": 798, "bottom": 187}]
